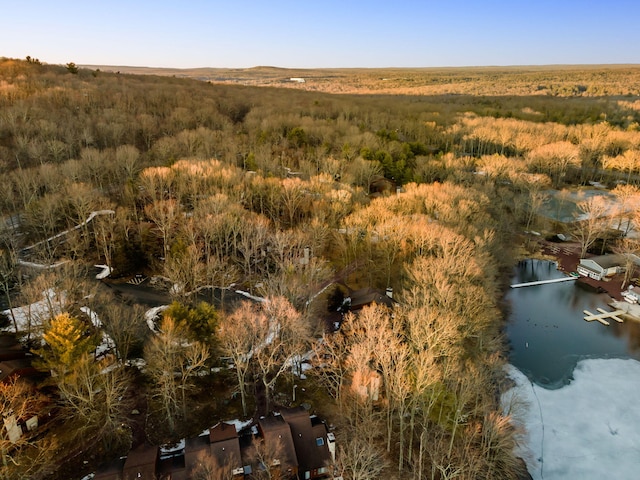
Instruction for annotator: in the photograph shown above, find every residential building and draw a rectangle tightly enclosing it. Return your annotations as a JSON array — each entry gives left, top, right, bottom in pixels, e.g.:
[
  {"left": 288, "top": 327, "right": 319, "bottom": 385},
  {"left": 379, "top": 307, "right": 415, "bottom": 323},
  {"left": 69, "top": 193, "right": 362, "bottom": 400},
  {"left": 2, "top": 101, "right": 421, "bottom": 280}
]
[
  {"left": 280, "top": 407, "right": 334, "bottom": 479},
  {"left": 577, "top": 254, "right": 627, "bottom": 280}
]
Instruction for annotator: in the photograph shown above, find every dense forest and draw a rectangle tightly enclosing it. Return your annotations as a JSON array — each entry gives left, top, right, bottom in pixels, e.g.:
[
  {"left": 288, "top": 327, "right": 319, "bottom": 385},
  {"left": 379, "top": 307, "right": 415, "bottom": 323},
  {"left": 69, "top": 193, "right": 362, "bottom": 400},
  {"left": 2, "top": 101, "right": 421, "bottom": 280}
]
[{"left": 1, "top": 57, "right": 640, "bottom": 480}]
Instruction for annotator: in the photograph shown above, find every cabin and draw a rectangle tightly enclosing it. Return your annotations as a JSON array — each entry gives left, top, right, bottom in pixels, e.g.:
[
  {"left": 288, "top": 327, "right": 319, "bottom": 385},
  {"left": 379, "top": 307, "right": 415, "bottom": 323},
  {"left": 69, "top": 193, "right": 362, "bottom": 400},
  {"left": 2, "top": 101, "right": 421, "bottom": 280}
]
[
  {"left": 0, "top": 358, "right": 38, "bottom": 384},
  {"left": 92, "top": 457, "right": 127, "bottom": 480},
  {"left": 93, "top": 411, "right": 336, "bottom": 479},
  {"left": 280, "top": 407, "right": 334, "bottom": 479},
  {"left": 256, "top": 415, "right": 299, "bottom": 478},
  {"left": 368, "top": 175, "right": 396, "bottom": 196},
  {"left": 158, "top": 440, "right": 187, "bottom": 480},
  {"left": 0, "top": 334, "right": 38, "bottom": 384},
  {"left": 0, "top": 334, "right": 27, "bottom": 361},
  {"left": 122, "top": 443, "right": 160, "bottom": 480},
  {"left": 577, "top": 254, "right": 627, "bottom": 280},
  {"left": 350, "top": 368, "right": 382, "bottom": 402},
  {"left": 346, "top": 287, "right": 396, "bottom": 312},
  {"left": 208, "top": 422, "right": 245, "bottom": 476}
]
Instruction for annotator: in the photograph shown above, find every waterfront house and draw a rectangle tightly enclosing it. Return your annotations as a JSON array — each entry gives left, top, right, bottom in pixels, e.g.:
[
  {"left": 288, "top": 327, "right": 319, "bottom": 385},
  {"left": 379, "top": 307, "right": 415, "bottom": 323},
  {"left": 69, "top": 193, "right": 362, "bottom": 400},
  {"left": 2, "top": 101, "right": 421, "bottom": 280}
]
[{"left": 577, "top": 254, "right": 627, "bottom": 280}]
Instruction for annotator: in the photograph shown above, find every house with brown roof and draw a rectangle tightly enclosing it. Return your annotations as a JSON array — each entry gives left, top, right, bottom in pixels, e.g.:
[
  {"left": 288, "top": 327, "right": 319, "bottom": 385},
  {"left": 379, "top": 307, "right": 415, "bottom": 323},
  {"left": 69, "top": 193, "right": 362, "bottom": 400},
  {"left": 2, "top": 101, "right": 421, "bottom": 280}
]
[
  {"left": 345, "top": 287, "right": 395, "bottom": 312},
  {"left": 0, "top": 334, "right": 27, "bottom": 361},
  {"left": 256, "top": 414, "right": 299, "bottom": 478},
  {"left": 0, "top": 333, "right": 38, "bottom": 384},
  {"left": 185, "top": 422, "right": 246, "bottom": 477},
  {"left": 184, "top": 433, "right": 210, "bottom": 475},
  {"left": 122, "top": 443, "right": 159, "bottom": 480},
  {"left": 280, "top": 407, "right": 334, "bottom": 479},
  {"left": 93, "top": 411, "right": 336, "bottom": 480},
  {"left": 92, "top": 457, "right": 126, "bottom": 480},
  {"left": 0, "top": 358, "right": 37, "bottom": 384},
  {"left": 210, "top": 422, "right": 245, "bottom": 476}
]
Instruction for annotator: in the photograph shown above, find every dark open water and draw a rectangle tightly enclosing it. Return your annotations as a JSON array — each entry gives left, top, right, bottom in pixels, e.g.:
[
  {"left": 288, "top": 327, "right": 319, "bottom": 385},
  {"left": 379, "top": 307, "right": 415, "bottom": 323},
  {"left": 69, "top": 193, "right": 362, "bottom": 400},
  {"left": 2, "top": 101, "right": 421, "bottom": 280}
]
[{"left": 506, "top": 259, "right": 640, "bottom": 388}]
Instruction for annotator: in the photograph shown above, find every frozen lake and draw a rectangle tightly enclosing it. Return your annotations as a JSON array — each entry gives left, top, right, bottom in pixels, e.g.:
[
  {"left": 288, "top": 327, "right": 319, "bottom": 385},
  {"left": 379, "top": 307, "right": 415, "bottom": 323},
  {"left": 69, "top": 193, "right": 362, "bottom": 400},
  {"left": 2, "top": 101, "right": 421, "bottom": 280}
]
[
  {"left": 506, "top": 259, "right": 640, "bottom": 388},
  {"left": 504, "top": 259, "right": 640, "bottom": 479}
]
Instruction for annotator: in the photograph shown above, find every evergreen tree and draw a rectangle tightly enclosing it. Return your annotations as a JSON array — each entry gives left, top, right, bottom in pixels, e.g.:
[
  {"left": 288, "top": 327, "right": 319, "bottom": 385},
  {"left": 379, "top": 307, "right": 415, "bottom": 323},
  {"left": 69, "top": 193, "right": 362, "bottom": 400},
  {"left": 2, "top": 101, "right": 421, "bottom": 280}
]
[{"left": 34, "top": 312, "right": 98, "bottom": 378}]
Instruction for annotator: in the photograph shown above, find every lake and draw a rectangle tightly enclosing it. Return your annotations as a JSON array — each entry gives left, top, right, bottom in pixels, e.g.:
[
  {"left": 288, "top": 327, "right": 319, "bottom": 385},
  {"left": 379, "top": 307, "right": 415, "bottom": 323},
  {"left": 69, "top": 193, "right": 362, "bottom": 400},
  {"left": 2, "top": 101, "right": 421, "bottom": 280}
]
[{"left": 506, "top": 259, "right": 640, "bottom": 388}]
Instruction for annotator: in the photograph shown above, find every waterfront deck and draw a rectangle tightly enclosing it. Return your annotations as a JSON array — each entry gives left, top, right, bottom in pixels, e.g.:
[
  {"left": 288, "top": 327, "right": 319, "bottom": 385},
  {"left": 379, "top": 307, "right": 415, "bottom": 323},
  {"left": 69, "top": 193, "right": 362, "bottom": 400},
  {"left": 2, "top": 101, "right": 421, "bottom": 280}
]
[{"left": 583, "top": 308, "right": 625, "bottom": 326}]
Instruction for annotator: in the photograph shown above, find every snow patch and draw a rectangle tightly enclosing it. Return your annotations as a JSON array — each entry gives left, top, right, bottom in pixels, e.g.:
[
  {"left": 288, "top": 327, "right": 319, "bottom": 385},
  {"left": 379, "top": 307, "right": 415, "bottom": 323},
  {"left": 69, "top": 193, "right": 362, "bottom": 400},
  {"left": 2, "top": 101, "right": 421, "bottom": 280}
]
[
  {"left": 80, "top": 306, "right": 116, "bottom": 359},
  {"left": 144, "top": 305, "right": 169, "bottom": 333},
  {"left": 235, "top": 290, "right": 266, "bottom": 303},
  {"left": 224, "top": 418, "right": 253, "bottom": 432},
  {"left": 21, "top": 210, "right": 115, "bottom": 253},
  {"left": 1, "top": 289, "right": 66, "bottom": 334},
  {"left": 94, "top": 264, "right": 113, "bottom": 279},
  {"left": 17, "top": 259, "right": 69, "bottom": 270},
  {"left": 160, "top": 439, "right": 185, "bottom": 458},
  {"left": 126, "top": 358, "right": 146, "bottom": 369},
  {"left": 502, "top": 358, "right": 640, "bottom": 480}
]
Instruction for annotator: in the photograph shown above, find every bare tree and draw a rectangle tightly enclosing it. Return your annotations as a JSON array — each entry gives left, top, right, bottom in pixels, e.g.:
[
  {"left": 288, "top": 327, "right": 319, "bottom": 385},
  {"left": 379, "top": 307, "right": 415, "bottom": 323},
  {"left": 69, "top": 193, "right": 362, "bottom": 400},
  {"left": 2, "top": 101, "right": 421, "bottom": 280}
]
[
  {"left": 218, "top": 301, "right": 257, "bottom": 417},
  {"left": 611, "top": 184, "right": 640, "bottom": 235},
  {"left": 114, "top": 144, "right": 141, "bottom": 184},
  {"left": 479, "top": 411, "right": 524, "bottom": 480},
  {"left": 144, "top": 316, "right": 210, "bottom": 433},
  {"left": 138, "top": 166, "right": 175, "bottom": 204},
  {"left": 190, "top": 450, "right": 237, "bottom": 480},
  {"left": 249, "top": 435, "right": 286, "bottom": 480},
  {"left": 0, "top": 226, "right": 21, "bottom": 332},
  {"left": 144, "top": 198, "right": 182, "bottom": 260},
  {"left": 220, "top": 297, "right": 309, "bottom": 414},
  {"left": 1, "top": 377, "right": 57, "bottom": 480},
  {"left": 88, "top": 293, "right": 148, "bottom": 362},
  {"left": 278, "top": 177, "right": 310, "bottom": 228},
  {"left": 163, "top": 241, "right": 206, "bottom": 301},
  {"left": 57, "top": 355, "right": 133, "bottom": 450},
  {"left": 375, "top": 217, "right": 409, "bottom": 287},
  {"left": 527, "top": 141, "right": 580, "bottom": 188},
  {"left": 92, "top": 211, "right": 117, "bottom": 271},
  {"left": 253, "top": 297, "right": 309, "bottom": 412},
  {"left": 234, "top": 213, "right": 270, "bottom": 278},
  {"left": 314, "top": 330, "right": 351, "bottom": 404},
  {"left": 573, "top": 195, "right": 610, "bottom": 258},
  {"left": 525, "top": 189, "right": 549, "bottom": 231},
  {"left": 613, "top": 237, "right": 640, "bottom": 289},
  {"left": 335, "top": 435, "right": 388, "bottom": 480},
  {"left": 347, "top": 157, "right": 383, "bottom": 194}
]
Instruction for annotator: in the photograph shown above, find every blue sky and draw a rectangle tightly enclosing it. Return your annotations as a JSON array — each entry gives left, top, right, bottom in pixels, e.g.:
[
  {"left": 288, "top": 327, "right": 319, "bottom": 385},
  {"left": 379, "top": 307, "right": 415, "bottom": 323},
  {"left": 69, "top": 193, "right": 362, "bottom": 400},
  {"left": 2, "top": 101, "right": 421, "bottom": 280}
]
[{"left": 2, "top": 1, "right": 638, "bottom": 68}]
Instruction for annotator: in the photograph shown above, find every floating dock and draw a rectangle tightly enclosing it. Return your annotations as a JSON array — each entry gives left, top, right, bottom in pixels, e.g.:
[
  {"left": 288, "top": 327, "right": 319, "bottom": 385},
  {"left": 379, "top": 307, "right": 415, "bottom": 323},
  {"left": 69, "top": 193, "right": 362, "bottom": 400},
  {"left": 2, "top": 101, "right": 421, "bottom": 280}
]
[
  {"left": 583, "top": 308, "right": 625, "bottom": 326},
  {"left": 510, "top": 276, "right": 578, "bottom": 288}
]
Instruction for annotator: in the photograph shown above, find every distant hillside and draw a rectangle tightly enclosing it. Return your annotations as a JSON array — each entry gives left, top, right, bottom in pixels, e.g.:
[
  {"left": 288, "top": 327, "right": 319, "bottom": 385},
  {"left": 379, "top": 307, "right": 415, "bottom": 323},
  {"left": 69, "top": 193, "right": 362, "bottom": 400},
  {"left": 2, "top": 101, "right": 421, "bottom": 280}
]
[{"left": 81, "top": 63, "right": 640, "bottom": 96}]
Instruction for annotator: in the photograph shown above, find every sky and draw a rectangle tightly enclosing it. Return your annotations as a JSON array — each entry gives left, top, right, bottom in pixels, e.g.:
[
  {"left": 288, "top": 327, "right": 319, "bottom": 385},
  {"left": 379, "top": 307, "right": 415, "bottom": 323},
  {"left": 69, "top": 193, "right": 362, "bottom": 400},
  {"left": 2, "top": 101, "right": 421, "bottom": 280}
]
[{"left": 2, "top": 1, "right": 639, "bottom": 69}]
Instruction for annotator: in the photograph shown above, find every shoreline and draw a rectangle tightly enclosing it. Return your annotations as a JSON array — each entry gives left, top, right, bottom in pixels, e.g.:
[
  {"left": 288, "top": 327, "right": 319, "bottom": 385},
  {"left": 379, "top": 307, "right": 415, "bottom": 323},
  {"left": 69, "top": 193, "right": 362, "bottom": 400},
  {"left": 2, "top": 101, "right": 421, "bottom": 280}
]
[
  {"left": 537, "top": 240, "right": 618, "bottom": 295},
  {"left": 609, "top": 300, "right": 640, "bottom": 322},
  {"left": 535, "top": 238, "right": 640, "bottom": 322}
]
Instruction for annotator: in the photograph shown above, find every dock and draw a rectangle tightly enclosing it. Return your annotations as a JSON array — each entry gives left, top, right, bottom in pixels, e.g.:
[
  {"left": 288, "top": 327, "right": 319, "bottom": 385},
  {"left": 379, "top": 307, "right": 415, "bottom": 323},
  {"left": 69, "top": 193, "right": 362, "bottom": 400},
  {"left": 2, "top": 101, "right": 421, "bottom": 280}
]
[
  {"left": 583, "top": 308, "right": 625, "bottom": 326},
  {"left": 510, "top": 276, "right": 578, "bottom": 288}
]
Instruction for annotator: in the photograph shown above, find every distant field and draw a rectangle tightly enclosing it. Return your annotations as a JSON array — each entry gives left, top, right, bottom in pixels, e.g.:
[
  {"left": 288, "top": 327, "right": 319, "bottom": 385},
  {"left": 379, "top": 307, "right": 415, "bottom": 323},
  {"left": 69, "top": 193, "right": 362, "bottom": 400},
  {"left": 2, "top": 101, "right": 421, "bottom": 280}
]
[{"left": 81, "top": 64, "right": 640, "bottom": 96}]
